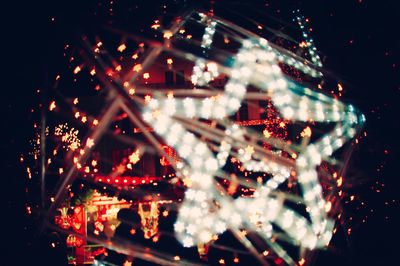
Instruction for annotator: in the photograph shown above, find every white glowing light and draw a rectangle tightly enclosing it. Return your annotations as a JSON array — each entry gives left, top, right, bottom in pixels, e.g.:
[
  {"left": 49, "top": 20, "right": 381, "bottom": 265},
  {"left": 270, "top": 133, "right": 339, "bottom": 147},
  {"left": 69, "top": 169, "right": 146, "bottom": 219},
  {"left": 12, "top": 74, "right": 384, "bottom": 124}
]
[{"left": 137, "top": 12, "right": 364, "bottom": 265}]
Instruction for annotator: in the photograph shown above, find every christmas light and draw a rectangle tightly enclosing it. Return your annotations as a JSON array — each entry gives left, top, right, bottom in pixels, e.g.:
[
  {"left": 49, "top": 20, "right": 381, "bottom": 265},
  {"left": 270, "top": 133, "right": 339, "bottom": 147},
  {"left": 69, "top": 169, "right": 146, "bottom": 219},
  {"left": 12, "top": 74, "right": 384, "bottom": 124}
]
[
  {"left": 35, "top": 7, "right": 368, "bottom": 265},
  {"left": 139, "top": 13, "right": 365, "bottom": 265}
]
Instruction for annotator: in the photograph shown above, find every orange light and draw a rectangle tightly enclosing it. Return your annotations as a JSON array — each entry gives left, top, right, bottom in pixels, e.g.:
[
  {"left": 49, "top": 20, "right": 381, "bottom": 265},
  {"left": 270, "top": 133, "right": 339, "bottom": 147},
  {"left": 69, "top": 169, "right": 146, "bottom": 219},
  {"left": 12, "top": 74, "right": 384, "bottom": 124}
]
[
  {"left": 338, "top": 83, "right": 343, "bottom": 91},
  {"left": 131, "top": 53, "right": 138, "bottom": 60},
  {"left": 299, "top": 41, "right": 308, "bottom": 48},
  {"left": 298, "top": 258, "right": 306, "bottom": 266},
  {"left": 115, "top": 65, "right": 122, "bottom": 72},
  {"left": 93, "top": 119, "right": 99, "bottom": 126},
  {"left": 186, "top": 34, "right": 192, "bottom": 39},
  {"left": 123, "top": 260, "right": 132, "bottom": 266},
  {"left": 151, "top": 24, "right": 160, "bottom": 29},
  {"left": 49, "top": 101, "right": 56, "bottom": 111},
  {"left": 173, "top": 256, "right": 180, "bottom": 261},
  {"left": 337, "top": 177, "right": 343, "bottom": 187},
  {"left": 129, "top": 88, "right": 135, "bottom": 95},
  {"left": 301, "top": 126, "right": 312, "bottom": 137},
  {"left": 73, "top": 98, "right": 79, "bottom": 105},
  {"left": 143, "top": 72, "right": 150, "bottom": 79},
  {"left": 218, "top": 259, "right": 225, "bottom": 264},
  {"left": 90, "top": 68, "right": 96, "bottom": 76},
  {"left": 263, "top": 129, "right": 271, "bottom": 138},
  {"left": 91, "top": 160, "right": 97, "bottom": 167},
  {"left": 144, "top": 95, "right": 152, "bottom": 103},
  {"left": 325, "top": 201, "right": 332, "bottom": 212},
  {"left": 73, "top": 66, "right": 81, "bottom": 74},
  {"left": 117, "top": 43, "right": 126, "bottom": 52},
  {"left": 167, "top": 58, "right": 173, "bottom": 65},
  {"left": 129, "top": 149, "right": 140, "bottom": 164},
  {"left": 97, "top": 41, "right": 103, "bottom": 47},
  {"left": 163, "top": 31, "right": 173, "bottom": 39},
  {"left": 106, "top": 69, "right": 113, "bottom": 76},
  {"left": 133, "top": 64, "right": 142, "bottom": 72},
  {"left": 123, "top": 81, "right": 130, "bottom": 87},
  {"left": 75, "top": 112, "right": 80, "bottom": 118},
  {"left": 233, "top": 257, "right": 239, "bottom": 263},
  {"left": 263, "top": 250, "right": 269, "bottom": 256},
  {"left": 86, "top": 138, "right": 95, "bottom": 148}
]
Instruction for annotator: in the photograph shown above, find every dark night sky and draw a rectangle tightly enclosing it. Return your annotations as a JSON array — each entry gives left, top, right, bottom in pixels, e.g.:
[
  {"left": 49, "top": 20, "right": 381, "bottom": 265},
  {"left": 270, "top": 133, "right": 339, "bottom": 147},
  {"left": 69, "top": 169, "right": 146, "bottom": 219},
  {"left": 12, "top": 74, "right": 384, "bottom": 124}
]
[{"left": 3, "top": 1, "right": 399, "bottom": 265}]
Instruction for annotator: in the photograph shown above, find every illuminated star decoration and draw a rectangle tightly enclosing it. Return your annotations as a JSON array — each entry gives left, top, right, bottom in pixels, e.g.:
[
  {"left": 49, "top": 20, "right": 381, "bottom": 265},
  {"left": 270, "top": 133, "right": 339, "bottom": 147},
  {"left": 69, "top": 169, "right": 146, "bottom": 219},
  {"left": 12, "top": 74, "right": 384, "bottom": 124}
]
[
  {"left": 140, "top": 12, "right": 365, "bottom": 265},
  {"left": 43, "top": 9, "right": 366, "bottom": 266}
]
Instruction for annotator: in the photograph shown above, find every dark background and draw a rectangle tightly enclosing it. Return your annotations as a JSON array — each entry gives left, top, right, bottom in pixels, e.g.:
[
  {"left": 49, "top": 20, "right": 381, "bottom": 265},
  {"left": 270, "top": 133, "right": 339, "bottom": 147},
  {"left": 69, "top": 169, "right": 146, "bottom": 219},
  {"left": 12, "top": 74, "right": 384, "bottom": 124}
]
[{"left": 4, "top": 0, "right": 399, "bottom": 265}]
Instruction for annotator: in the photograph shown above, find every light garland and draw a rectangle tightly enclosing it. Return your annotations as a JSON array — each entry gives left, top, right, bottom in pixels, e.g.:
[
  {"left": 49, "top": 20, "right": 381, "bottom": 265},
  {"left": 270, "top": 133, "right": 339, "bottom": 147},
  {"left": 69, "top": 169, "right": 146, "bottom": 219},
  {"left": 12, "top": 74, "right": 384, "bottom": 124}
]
[
  {"left": 191, "top": 14, "right": 219, "bottom": 86},
  {"left": 140, "top": 14, "right": 365, "bottom": 265},
  {"left": 294, "top": 9, "right": 323, "bottom": 69}
]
